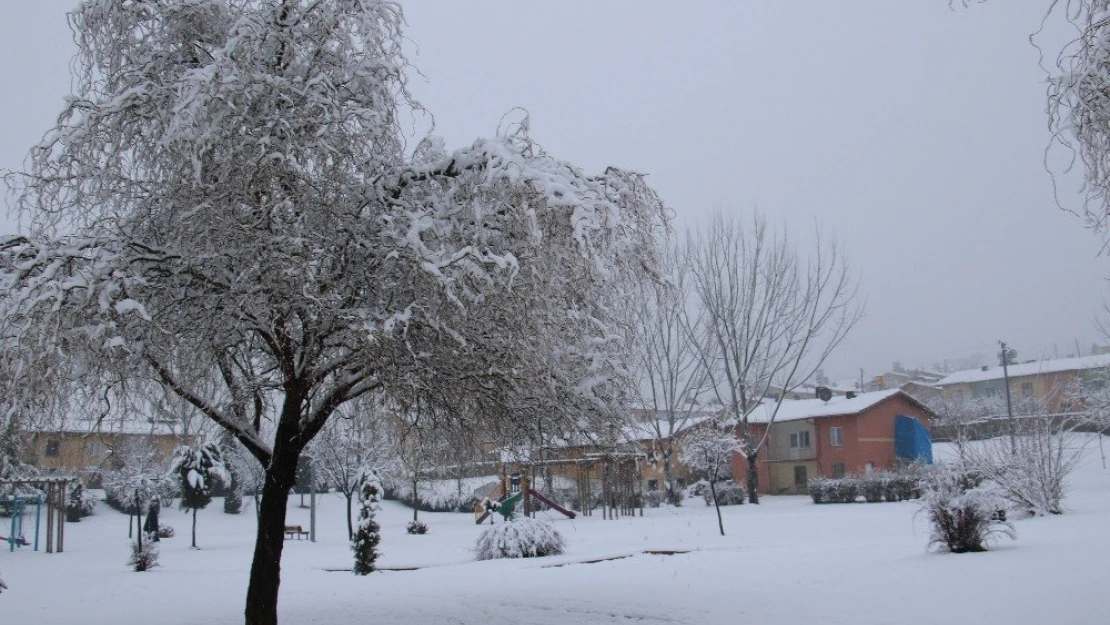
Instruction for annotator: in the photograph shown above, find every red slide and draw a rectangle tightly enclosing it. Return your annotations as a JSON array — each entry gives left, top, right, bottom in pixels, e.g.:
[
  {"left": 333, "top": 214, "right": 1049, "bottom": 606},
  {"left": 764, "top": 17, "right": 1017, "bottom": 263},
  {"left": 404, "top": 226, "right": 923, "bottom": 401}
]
[{"left": 527, "top": 489, "right": 576, "bottom": 519}]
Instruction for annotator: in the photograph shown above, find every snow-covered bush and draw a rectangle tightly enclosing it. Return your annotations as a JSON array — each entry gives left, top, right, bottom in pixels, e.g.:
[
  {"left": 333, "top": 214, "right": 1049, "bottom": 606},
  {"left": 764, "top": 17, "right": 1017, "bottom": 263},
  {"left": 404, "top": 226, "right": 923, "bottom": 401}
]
[
  {"left": 352, "top": 468, "right": 383, "bottom": 575},
  {"left": 808, "top": 477, "right": 860, "bottom": 504},
  {"left": 128, "top": 534, "right": 160, "bottom": 572},
  {"left": 961, "top": 425, "right": 1082, "bottom": 516},
  {"left": 406, "top": 519, "right": 429, "bottom": 535},
  {"left": 157, "top": 525, "right": 175, "bottom": 539},
  {"left": 860, "top": 476, "right": 885, "bottom": 503},
  {"left": 643, "top": 490, "right": 665, "bottom": 508},
  {"left": 922, "top": 465, "right": 1014, "bottom": 553},
  {"left": 65, "top": 483, "right": 97, "bottom": 521},
  {"left": 475, "top": 516, "right": 565, "bottom": 560},
  {"left": 386, "top": 476, "right": 492, "bottom": 513},
  {"left": 704, "top": 481, "right": 746, "bottom": 506}
]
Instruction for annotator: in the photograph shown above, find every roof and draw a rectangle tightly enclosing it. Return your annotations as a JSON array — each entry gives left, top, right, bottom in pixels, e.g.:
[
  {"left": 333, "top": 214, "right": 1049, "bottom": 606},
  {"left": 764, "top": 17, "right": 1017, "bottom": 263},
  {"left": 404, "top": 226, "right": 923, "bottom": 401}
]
[
  {"left": 936, "top": 353, "right": 1110, "bottom": 386},
  {"left": 744, "top": 388, "right": 906, "bottom": 423},
  {"left": 622, "top": 410, "right": 719, "bottom": 442},
  {"left": 32, "top": 416, "right": 185, "bottom": 437}
]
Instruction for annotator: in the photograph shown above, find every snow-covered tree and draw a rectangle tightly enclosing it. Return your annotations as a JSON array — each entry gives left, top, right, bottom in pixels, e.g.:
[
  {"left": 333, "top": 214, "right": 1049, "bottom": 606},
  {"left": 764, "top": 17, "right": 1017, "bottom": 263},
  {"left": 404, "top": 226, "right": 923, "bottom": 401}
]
[
  {"left": 351, "top": 467, "right": 383, "bottom": 576},
  {"left": 170, "top": 441, "right": 229, "bottom": 549},
  {"left": 688, "top": 213, "right": 862, "bottom": 503},
  {"left": 102, "top": 438, "right": 175, "bottom": 536},
  {"left": 0, "top": 2, "right": 665, "bottom": 622},
  {"left": 679, "top": 420, "right": 742, "bottom": 536}
]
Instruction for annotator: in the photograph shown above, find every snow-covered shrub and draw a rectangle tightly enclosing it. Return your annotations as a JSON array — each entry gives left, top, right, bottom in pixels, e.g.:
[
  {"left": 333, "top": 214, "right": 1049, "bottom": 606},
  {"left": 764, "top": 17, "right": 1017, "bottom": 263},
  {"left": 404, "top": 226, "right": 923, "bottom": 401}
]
[
  {"left": 475, "top": 516, "right": 566, "bottom": 560},
  {"left": 65, "top": 483, "right": 97, "bottom": 521},
  {"left": 406, "top": 519, "right": 429, "bottom": 535},
  {"left": 922, "top": 465, "right": 1014, "bottom": 553},
  {"left": 643, "top": 490, "right": 665, "bottom": 508},
  {"left": 352, "top": 468, "right": 382, "bottom": 575},
  {"left": 386, "top": 476, "right": 491, "bottom": 513},
  {"left": 157, "top": 525, "right": 175, "bottom": 539},
  {"left": 704, "top": 481, "right": 746, "bottom": 506},
  {"left": 128, "top": 534, "right": 160, "bottom": 571},
  {"left": 961, "top": 425, "right": 1082, "bottom": 516},
  {"left": 882, "top": 475, "right": 921, "bottom": 502},
  {"left": 860, "top": 475, "right": 885, "bottom": 503},
  {"left": 809, "top": 477, "right": 860, "bottom": 504}
]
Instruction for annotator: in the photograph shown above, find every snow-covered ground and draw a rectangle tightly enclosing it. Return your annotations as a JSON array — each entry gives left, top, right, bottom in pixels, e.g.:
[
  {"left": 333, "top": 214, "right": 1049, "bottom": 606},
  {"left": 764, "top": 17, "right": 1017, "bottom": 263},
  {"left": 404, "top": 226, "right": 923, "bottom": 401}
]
[{"left": 2, "top": 438, "right": 1109, "bottom": 625}]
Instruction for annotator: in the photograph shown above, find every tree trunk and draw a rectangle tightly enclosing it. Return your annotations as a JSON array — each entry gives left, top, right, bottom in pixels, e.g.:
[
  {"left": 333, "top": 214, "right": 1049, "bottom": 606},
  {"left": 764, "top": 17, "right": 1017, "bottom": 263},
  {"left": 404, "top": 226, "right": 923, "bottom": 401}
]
[
  {"left": 345, "top": 493, "right": 354, "bottom": 541},
  {"left": 663, "top": 446, "right": 675, "bottom": 503},
  {"left": 709, "top": 480, "right": 725, "bottom": 536},
  {"left": 244, "top": 458, "right": 297, "bottom": 625},
  {"left": 412, "top": 477, "right": 419, "bottom": 522},
  {"left": 746, "top": 453, "right": 760, "bottom": 505},
  {"left": 191, "top": 508, "right": 198, "bottom": 549}
]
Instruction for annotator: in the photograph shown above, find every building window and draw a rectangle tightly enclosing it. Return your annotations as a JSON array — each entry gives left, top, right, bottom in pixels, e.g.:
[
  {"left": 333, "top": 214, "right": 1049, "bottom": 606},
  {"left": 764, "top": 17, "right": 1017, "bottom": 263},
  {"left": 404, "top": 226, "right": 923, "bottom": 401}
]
[
  {"left": 830, "top": 426, "right": 844, "bottom": 447},
  {"left": 832, "top": 463, "right": 846, "bottom": 478},
  {"left": 45, "top": 439, "right": 60, "bottom": 457},
  {"left": 789, "top": 431, "right": 811, "bottom": 449},
  {"left": 1021, "top": 382, "right": 1033, "bottom": 397},
  {"left": 864, "top": 461, "right": 874, "bottom": 475}
]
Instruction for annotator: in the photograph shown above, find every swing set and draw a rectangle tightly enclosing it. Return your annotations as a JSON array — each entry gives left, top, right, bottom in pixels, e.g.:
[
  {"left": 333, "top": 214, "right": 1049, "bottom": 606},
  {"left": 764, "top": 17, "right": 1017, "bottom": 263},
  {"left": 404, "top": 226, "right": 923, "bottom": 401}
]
[{"left": 0, "top": 478, "right": 74, "bottom": 553}]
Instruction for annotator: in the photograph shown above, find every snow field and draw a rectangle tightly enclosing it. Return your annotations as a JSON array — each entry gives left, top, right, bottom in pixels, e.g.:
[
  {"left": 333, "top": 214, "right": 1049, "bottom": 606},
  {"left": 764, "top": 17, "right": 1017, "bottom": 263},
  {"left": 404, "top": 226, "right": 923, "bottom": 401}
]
[{"left": 1, "top": 438, "right": 1108, "bottom": 624}]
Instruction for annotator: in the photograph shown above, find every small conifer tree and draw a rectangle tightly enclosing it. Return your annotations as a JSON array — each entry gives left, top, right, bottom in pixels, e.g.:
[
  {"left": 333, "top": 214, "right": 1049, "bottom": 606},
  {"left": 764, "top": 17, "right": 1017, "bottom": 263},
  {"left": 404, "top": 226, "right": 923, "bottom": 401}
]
[
  {"left": 351, "top": 467, "right": 383, "bottom": 575},
  {"left": 170, "top": 441, "right": 229, "bottom": 549}
]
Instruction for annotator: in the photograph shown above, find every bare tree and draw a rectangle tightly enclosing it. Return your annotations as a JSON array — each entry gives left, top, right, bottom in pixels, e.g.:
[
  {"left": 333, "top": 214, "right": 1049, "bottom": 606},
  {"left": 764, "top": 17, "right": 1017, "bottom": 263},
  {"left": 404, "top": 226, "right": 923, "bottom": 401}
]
[
  {"left": 630, "top": 240, "right": 709, "bottom": 502},
  {"left": 0, "top": 3, "right": 666, "bottom": 624},
  {"left": 688, "top": 213, "right": 862, "bottom": 503},
  {"left": 308, "top": 393, "right": 398, "bottom": 540}
]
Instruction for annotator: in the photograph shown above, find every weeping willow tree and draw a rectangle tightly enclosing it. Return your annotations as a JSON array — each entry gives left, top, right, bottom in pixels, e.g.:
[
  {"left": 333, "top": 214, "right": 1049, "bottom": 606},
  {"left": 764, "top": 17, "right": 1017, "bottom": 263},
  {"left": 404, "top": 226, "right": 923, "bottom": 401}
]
[{"left": 0, "top": 2, "right": 668, "bottom": 623}]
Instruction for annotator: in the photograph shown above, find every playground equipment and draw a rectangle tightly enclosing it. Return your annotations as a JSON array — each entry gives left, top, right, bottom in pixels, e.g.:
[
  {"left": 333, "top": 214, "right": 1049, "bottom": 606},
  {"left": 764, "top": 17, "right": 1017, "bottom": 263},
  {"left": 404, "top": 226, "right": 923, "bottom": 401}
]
[
  {"left": 0, "top": 478, "right": 75, "bottom": 554},
  {"left": 1, "top": 494, "right": 43, "bottom": 552},
  {"left": 473, "top": 469, "right": 580, "bottom": 524}
]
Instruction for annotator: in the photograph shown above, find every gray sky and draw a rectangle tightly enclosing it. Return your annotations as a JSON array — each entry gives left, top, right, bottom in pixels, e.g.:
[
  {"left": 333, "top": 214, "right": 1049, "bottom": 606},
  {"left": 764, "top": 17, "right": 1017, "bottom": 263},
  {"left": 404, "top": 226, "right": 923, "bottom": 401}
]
[{"left": 1, "top": 1, "right": 1106, "bottom": 381}]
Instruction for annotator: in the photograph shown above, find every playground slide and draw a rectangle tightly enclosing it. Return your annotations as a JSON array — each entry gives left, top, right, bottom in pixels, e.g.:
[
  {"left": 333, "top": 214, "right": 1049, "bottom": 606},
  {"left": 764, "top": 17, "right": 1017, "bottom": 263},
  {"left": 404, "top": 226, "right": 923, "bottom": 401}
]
[{"left": 527, "top": 489, "right": 576, "bottom": 519}]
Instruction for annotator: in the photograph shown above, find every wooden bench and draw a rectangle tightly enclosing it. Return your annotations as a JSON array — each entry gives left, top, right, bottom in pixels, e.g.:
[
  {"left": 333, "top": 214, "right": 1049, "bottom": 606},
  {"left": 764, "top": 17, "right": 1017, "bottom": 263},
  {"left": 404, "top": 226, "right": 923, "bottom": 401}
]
[{"left": 284, "top": 525, "right": 309, "bottom": 540}]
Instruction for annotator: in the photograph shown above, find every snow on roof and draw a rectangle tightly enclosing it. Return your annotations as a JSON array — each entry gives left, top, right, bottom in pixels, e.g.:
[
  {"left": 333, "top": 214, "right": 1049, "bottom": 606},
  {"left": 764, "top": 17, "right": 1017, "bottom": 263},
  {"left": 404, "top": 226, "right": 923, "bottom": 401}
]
[
  {"left": 936, "top": 353, "right": 1110, "bottom": 386},
  {"left": 745, "top": 388, "right": 904, "bottom": 424},
  {"left": 622, "top": 410, "right": 719, "bottom": 442},
  {"left": 34, "top": 415, "right": 185, "bottom": 436}
]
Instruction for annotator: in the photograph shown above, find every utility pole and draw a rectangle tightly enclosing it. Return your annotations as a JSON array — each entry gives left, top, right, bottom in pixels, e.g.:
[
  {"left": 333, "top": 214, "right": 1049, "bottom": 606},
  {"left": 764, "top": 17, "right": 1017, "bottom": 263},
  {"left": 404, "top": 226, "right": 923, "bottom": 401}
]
[{"left": 1000, "top": 340, "right": 1016, "bottom": 454}]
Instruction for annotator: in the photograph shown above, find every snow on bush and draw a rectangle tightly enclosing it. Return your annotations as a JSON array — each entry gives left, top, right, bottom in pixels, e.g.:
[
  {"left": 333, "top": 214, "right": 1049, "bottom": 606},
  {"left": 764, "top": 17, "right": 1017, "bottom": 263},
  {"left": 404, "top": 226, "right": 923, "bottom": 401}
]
[
  {"left": 702, "top": 481, "right": 746, "bottom": 506},
  {"left": 387, "top": 476, "right": 496, "bottom": 513},
  {"left": 809, "top": 469, "right": 924, "bottom": 504},
  {"left": 128, "top": 534, "right": 160, "bottom": 572},
  {"left": 406, "top": 519, "right": 429, "bottom": 535},
  {"left": 960, "top": 425, "right": 1082, "bottom": 516},
  {"left": 65, "top": 483, "right": 98, "bottom": 521},
  {"left": 475, "top": 517, "right": 566, "bottom": 560},
  {"left": 643, "top": 490, "right": 665, "bottom": 508},
  {"left": 921, "top": 465, "right": 1015, "bottom": 553}
]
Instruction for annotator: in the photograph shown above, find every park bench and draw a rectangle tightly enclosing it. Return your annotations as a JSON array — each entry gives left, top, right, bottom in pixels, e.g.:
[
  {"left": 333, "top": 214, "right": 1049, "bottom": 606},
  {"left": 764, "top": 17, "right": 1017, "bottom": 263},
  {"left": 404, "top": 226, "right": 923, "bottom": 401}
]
[{"left": 284, "top": 524, "right": 309, "bottom": 540}]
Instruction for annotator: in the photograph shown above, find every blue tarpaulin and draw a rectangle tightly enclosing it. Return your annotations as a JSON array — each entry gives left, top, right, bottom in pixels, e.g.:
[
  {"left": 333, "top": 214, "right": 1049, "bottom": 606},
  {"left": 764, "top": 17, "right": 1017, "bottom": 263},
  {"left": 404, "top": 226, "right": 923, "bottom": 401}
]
[{"left": 895, "top": 415, "right": 933, "bottom": 464}]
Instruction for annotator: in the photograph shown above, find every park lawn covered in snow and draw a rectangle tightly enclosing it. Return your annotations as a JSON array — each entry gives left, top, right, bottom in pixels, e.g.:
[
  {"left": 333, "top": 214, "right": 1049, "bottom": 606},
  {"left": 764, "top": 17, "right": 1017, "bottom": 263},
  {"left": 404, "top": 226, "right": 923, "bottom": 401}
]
[{"left": 2, "top": 437, "right": 1109, "bottom": 625}]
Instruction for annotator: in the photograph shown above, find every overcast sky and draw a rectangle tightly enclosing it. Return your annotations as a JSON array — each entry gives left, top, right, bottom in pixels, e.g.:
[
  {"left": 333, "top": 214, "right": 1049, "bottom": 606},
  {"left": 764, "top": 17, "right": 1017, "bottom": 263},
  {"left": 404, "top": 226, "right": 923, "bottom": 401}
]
[{"left": 1, "top": 1, "right": 1106, "bottom": 382}]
